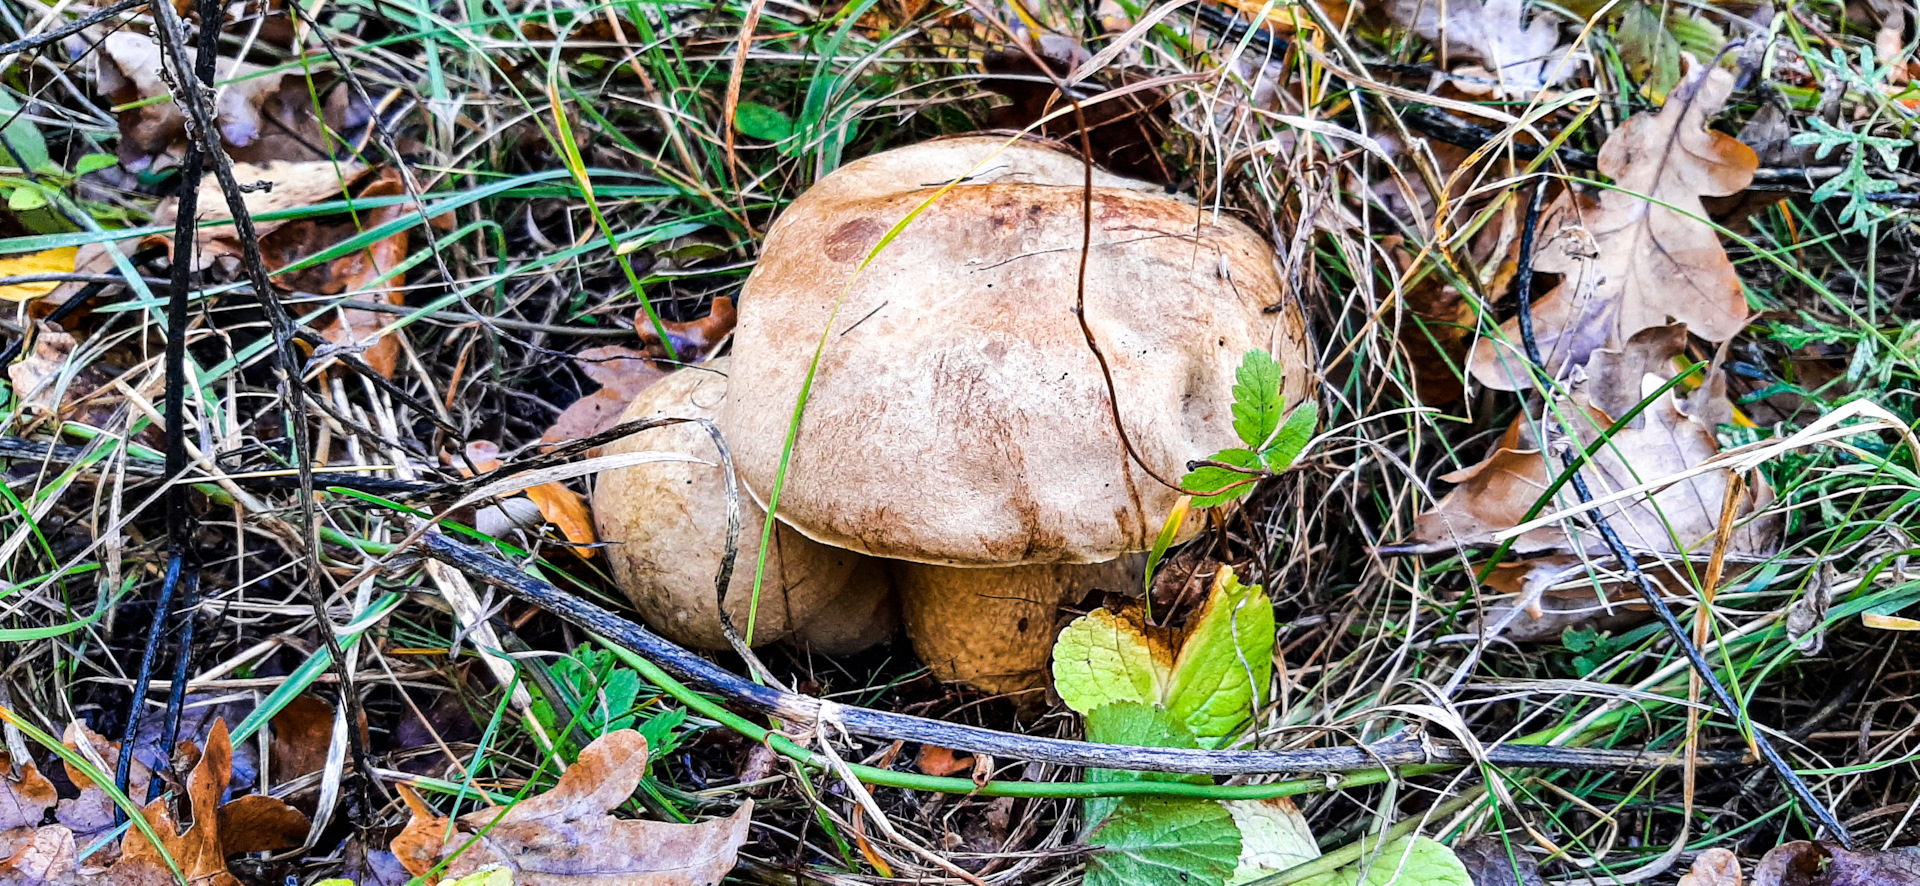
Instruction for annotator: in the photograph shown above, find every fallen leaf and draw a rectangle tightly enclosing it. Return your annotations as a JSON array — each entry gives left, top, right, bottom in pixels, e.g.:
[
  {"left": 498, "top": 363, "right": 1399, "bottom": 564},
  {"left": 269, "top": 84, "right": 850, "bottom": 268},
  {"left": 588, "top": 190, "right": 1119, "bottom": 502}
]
[
  {"left": 304, "top": 168, "right": 411, "bottom": 377},
  {"left": 1455, "top": 836, "right": 1548, "bottom": 886},
  {"left": 1388, "top": 0, "right": 1574, "bottom": 95},
  {"left": 0, "top": 248, "right": 77, "bottom": 302},
  {"left": 541, "top": 346, "right": 670, "bottom": 443},
  {"left": 1468, "top": 61, "right": 1757, "bottom": 390},
  {"left": 1475, "top": 558, "right": 1647, "bottom": 642},
  {"left": 635, "top": 297, "right": 736, "bottom": 363},
  {"left": 391, "top": 729, "right": 752, "bottom": 885},
  {"left": 1226, "top": 797, "right": 1319, "bottom": 883},
  {"left": 914, "top": 745, "right": 974, "bottom": 777},
  {"left": 523, "top": 482, "right": 598, "bottom": 555},
  {"left": 0, "top": 825, "right": 80, "bottom": 885},
  {"left": 0, "top": 754, "right": 56, "bottom": 834},
  {"left": 1407, "top": 369, "right": 1778, "bottom": 563},
  {"left": 109, "top": 720, "right": 309, "bottom": 886},
  {"left": 55, "top": 721, "right": 152, "bottom": 842},
  {"left": 6, "top": 323, "right": 139, "bottom": 431},
  {"left": 1753, "top": 841, "right": 1920, "bottom": 886},
  {"left": 269, "top": 695, "right": 336, "bottom": 783},
  {"left": 1680, "top": 848, "right": 1742, "bottom": 886}
]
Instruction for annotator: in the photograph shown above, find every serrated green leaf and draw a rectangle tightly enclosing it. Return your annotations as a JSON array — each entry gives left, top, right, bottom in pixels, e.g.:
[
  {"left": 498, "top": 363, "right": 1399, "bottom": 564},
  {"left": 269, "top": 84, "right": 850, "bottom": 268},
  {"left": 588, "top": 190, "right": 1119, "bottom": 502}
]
[
  {"left": 1184, "top": 448, "right": 1261, "bottom": 509},
  {"left": 1088, "top": 797, "right": 1241, "bottom": 886},
  {"left": 1297, "top": 837, "right": 1472, "bottom": 886},
  {"left": 1165, "top": 567, "right": 1274, "bottom": 747},
  {"left": 1231, "top": 350, "right": 1285, "bottom": 449},
  {"left": 1226, "top": 798, "right": 1320, "bottom": 885},
  {"left": 734, "top": 101, "right": 795, "bottom": 142},
  {"left": 1053, "top": 609, "right": 1170, "bottom": 714},
  {"left": 1083, "top": 702, "right": 1208, "bottom": 828},
  {"left": 1259, "top": 402, "right": 1317, "bottom": 472}
]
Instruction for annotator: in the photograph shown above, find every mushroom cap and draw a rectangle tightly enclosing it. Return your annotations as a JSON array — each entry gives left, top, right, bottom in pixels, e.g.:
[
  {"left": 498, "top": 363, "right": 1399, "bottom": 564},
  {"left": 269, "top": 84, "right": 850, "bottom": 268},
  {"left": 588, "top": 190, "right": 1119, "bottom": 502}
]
[
  {"left": 592, "top": 358, "right": 897, "bottom": 653},
  {"left": 892, "top": 557, "right": 1145, "bottom": 694},
  {"left": 723, "top": 136, "right": 1314, "bottom": 567}
]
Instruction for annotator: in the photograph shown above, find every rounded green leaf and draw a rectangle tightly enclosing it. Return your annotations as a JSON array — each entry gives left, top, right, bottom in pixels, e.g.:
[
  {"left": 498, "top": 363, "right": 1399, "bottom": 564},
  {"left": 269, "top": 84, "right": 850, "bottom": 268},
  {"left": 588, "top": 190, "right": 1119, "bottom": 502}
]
[{"left": 1053, "top": 608, "right": 1170, "bottom": 714}]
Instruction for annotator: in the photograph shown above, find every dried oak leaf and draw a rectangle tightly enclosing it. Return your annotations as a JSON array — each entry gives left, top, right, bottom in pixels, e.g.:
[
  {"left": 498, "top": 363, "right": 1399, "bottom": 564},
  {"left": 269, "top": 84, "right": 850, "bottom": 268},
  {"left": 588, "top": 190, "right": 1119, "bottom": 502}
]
[
  {"left": 269, "top": 695, "right": 336, "bottom": 784},
  {"left": 980, "top": 35, "right": 1174, "bottom": 185},
  {"left": 541, "top": 346, "right": 670, "bottom": 444},
  {"left": 109, "top": 720, "right": 309, "bottom": 886},
  {"left": 636, "top": 296, "right": 736, "bottom": 363},
  {"left": 1408, "top": 370, "right": 1778, "bottom": 563},
  {"left": 146, "top": 160, "right": 369, "bottom": 269},
  {"left": 1469, "top": 62, "right": 1757, "bottom": 390},
  {"left": 288, "top": 167, "right": 412, "bottom": 378},
  {"left": 7, "top": 323, "right": 140, "bottom": 431},
  {"left": 391, "top": 730, "right": 752, "bottom": 885},
  {"left": 1754, "top": 842, "right": 1920, "bottom": 886}
]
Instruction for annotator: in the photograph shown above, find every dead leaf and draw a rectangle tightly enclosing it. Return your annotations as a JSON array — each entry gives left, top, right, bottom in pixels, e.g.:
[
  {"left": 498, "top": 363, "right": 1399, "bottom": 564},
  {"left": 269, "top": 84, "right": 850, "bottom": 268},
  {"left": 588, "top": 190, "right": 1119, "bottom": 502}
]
[
  {"left": 914, "top": 745, "right": 974, "bottom": 777},
  {"left": 1455, "top": 836, "right": 1548, "bottom": 886},
  {"left": 1475, "top": 558, "right": 1648, "bottom": 642},
  {"left": 1753, "top": 842, "right": 1920, "bottom": 886},
  {"left": 1681, "top": 848, "right": 1743, "bottom": 886},
  {"left": 95, "top": 31, "right": 288, "bottom": 172},
  {"left": 1469, "top": 61, "right": 1757, "bottom": 390},
  {"left": 391, "top": 730, "right": 752, "bottom": 885},
  {"left": 269, "top": 695, "right": 336, "bottom": 784},
  {"left": 305, "top": 168, "right": 411, "bottom": 377},
  {"left": 636, "top": 297, "right": 736, "bottom": 363},
  {"left": 1408, "top": 372, "right": 1778, "bottom": 563},
  {"left": 6, "top": 323, "right": 138, "bottom": 431},
  {"left": 0, "top": 826, "right": 80, "bottom": 885},
  {"left": 524, "top": 483, "right": 598, "bottom": 554},
  {"left": 541, "top": 346, "right": 670, "bottom": 443},
  {"left": 106, "top": 720, "right": 308, "bottom": 886},
  {"left": 0, "top": 754, "right": 56, "bottom": 834},
  {"left": 0, "top": 249, "right": 77, "bottom": 302},
  {"left": 55, "top": 721, "right": 151, "bottom": 842},
  {"left": 1387, "top": 0, "right": 1573, "bottom": 95}
]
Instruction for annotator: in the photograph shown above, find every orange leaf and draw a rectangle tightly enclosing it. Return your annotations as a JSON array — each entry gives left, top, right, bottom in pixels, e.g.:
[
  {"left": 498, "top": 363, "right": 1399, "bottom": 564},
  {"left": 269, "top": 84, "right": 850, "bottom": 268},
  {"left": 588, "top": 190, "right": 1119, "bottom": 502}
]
[{"left": 526, "top": 481, "right": 598, "bottom": 556}]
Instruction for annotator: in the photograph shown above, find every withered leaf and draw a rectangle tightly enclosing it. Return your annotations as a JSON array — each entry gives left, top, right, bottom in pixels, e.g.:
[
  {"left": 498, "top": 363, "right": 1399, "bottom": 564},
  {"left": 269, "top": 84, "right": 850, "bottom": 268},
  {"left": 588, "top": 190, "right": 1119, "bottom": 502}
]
[
  {"left": 1455, "top": 836, "right": 1548, "bottom": 886},
  {"left": 391, "top": 730, "right": 752, "bottom": 886},
  {"left": 95, "top": 32, "right": 289, "bottom": 172},
  {"left": 302, "top": 168, "right": 412, "bottom": 378},
  {"left": 541, "top": 346, "right": 670, "bottom": 444},
  {"left": 111, "top": 720, "right": 308, "bottom": 886},
  {"left": 1754, "top": 841, "right": 1920, "bottom": 886},
  {"left": 636, "top": 297, "right": 736, "bottom": 363},
  {"left": 1387, "top": 0, "right": 1572, "bottom": 95},
  {"left": 1680, "top": 848, "right": 1743, "bottom": 886},
  {"left": 1469, "top": 62, "right": 1757, "bottom": 390},
  {"left": 1408, "top": 374, "right": 1778, "bottom": 563},
  {"left": 269, "top": 695, "right": 336, "bottom": 784},
  {"left": 0, "top": 754, "right": 56, "bottom": 833}
]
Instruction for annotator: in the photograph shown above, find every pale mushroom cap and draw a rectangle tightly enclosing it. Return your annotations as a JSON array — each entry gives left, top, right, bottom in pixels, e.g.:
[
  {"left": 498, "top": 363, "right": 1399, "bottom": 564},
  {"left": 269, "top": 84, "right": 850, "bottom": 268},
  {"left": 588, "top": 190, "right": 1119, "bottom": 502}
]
[
  {"left": 724, "top": 136, "right": 1313, "bottom": 566},
  {"left": 592, "top": 359, "right": 896, "bottom": 653},
  {"left": 892, "top": 557, "right": 1146, "bottom": 694}
]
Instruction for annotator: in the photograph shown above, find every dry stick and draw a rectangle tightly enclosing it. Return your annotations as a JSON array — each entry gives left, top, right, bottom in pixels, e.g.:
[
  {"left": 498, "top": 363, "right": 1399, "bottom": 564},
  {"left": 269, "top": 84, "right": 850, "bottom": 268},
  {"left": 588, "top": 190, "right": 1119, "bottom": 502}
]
[
  {"left": 144, "top": 0, "right": 384, "bottom": 822},
  {"left": 1504, "top": 178, "right": 1852, "bottom": 847},
  {"left": 0, "top": 0, "right": 148, "bottom": 58},
  {"left": 416, "top": 530, "right": 1752, "bottom": 776}
]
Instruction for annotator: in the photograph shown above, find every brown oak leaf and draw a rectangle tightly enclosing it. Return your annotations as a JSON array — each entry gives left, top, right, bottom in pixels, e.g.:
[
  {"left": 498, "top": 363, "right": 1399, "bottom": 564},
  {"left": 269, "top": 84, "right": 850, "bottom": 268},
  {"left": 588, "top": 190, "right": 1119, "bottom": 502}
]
[
  {"left": 391, "top": 730, "right": 751, "bottom": 885},
  {"left": 1469, "top": 61, "right": 1757, "bottom": 390},
  {"left": 1754, "top": 841, "right": 1920, "bottom": 886}
]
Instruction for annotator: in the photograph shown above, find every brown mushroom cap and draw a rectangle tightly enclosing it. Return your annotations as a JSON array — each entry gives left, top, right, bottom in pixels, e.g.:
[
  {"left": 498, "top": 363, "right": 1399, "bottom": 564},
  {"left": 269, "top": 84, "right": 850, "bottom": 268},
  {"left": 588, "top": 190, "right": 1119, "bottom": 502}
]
[
  {"left": 592, "top": 359, "right": 897, "bottom": 654},
  {"left": 891, "top": 558, "right": 1145, "bottom": 694},
  {"left": 723, "top": 136, "right": 1313, "bottom": 567}
]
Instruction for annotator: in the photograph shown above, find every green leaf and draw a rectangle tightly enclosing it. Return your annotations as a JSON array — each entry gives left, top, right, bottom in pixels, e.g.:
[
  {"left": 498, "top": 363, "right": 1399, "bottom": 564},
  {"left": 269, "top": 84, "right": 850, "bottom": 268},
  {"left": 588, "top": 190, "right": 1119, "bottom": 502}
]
[
  {"left": 7, "top": 186, "right": 46, "bottom": 212},
  {"left": 0, "top": 94, "right": 50, "bottom": 174},
  {"left": 1053, "top": 609, "right": 1170, "bottom": 714},
  {"left": 734, "top": 101, "right": 795, "bottom": 142},
  {"left": 1165, "top": 568, "right": 1274, "bottom": 747},
  {"left": 1259, "top": 402, "right": 1317, "bottom": 472},
  {"left": 1231, "top": 350, "right": 1285, "bottom": 450},
  {"left": 1297, "top": 837, "right": 1473, "bottom": 886},
  {"left": 1088, "top": 797, "right": 1241, "bottom": 886},
  {"left": 1083, "top": 702, "right": 1208, "bottom": 828},
  {"left": 1226, "top": 798, "right": 1320, "bottom": 885},
  {"left": 1184, "top": 448, "right": 1262, "bottom": 509},
  {"left": 73, "top": 153, "right": 119, "bottom": 175}
]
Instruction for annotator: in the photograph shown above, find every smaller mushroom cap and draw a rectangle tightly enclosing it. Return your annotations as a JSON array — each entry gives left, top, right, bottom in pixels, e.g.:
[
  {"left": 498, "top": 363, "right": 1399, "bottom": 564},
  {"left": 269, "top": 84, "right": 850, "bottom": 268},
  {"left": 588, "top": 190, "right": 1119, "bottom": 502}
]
[{"left": 593, "top": 359, "right": 897, "bottom": 653}]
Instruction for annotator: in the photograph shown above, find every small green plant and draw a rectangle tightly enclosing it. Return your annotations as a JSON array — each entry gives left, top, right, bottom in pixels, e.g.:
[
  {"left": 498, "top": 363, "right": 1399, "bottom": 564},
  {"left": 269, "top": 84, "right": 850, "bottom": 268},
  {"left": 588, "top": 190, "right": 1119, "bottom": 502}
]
[
  {"left": 1054, "top": 570, "right": 1478, "bottom": 886},
  {"left": 1789, "top": 48, "right": 1914, "bottom": 232},
  {"left": 1181, "top": 350, "right": 1317, "bottom": 509},
  {"left": 531, "top": 643, "right": 691, "bottom": 767}
]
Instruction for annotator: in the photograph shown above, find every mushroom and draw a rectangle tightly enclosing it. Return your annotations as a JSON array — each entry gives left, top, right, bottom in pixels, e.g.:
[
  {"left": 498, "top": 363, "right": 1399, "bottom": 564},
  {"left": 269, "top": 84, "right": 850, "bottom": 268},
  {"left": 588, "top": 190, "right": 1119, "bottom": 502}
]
[
  {"left": 592, "top": 357, "right": 898, "bottom": 654},
  {"left": 719, "top": 136, "right": 1313, "bottom": 691}
]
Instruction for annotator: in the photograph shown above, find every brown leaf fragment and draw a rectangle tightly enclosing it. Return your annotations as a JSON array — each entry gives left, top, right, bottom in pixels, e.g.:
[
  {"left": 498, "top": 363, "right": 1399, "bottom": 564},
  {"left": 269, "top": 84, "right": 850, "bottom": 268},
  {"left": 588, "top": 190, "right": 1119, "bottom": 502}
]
[
  {"left": 1754, "top": 842, "right": 1920, "bottom": 886},
  {"left": 636, "top": 297, "right": 736, "bottom": 363},
  {"left": 108, "top": 720, "right": 307, "bottom": 886},
  {"left": 1456, "top": 836, "right": 1549, "bottom": 886},
  {"left": 94, "top": 31, "right": 288, "bottom": 172},
  {"left": 0, "top": 755, "right": 56, "bottom": 833},
  {"left": 1681, "top": 848, "right": 1743, "bottom": 886},
  {"left": 6, "top": 324, "right": 136, "bottom": 430},
  {"left": 269, "top": 694, "right": 336, "bottom": 783},
  {"left": 914, "top": 745, "right": 974, "bottom": 778},
  {"left": 1408, "top": 375, "right": 1777, "bottom": 561},
  {"left": 306, "top": 168, "right": 412, "bottom": 377},
  {"left": 1474, "top": 558, "right": 1648, "bottom": 642},
  {"left": 1469, "top": 61, "right": 1757, "bottom": 390},
  {"left": 979, "top": 35, "right": 1174, "bottom": 184},
  {"left": 0, "top": 826, "right": 79, "bottom": 885},
  {"left": 391, "top": 730, "right": 752, "bottom": 885},
  {"left": 56, "top": 722, "right": 150, "bottom": 841},
  {"left": 1386, "top": 0, "right": 1573, "bottom": 95},
  {"left": 217, "top": 794, "right": 310, "bottom": 856},
  {"left": 542, "top": 346, "right": 670, "bottom": 443},
  {"left": 524, "top": 482, "right": 599, "bottom": 555}
]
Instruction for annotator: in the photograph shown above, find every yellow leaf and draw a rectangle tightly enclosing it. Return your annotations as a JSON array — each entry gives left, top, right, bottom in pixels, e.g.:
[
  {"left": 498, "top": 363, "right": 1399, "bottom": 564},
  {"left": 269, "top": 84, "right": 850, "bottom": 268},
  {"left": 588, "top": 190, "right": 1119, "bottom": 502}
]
[
  {"left": 1863, "top": 613, "right": 1920, "bottom": 631},
  {"left": 440, "top": 865, "right": 513, "bottom": 886},
  {"left": 0, "top": 247, "right": 77, "bottom": 301}
]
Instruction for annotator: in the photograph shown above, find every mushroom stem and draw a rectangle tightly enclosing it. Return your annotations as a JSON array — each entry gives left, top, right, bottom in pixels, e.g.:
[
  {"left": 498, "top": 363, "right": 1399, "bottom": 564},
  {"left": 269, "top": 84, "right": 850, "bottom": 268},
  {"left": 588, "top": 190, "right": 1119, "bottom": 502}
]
[{"left": 889, "top": 557, "right": 1144, "bottom": 694}]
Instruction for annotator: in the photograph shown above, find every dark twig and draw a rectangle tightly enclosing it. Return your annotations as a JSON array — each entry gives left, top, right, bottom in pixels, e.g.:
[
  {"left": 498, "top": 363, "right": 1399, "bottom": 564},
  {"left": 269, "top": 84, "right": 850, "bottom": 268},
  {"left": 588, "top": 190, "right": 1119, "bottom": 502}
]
[
  {"left": 418, "top": 530, "right": 1757, "bottom": 777},
  {"left": 0, "top": 0, "right": 148, "bottom": 58},
  {"left": 1506, "top": 176, "right": 1852, "bottom": 846},
  {"left": 153, "top": 570, "right": 198, "bottom": 804}
]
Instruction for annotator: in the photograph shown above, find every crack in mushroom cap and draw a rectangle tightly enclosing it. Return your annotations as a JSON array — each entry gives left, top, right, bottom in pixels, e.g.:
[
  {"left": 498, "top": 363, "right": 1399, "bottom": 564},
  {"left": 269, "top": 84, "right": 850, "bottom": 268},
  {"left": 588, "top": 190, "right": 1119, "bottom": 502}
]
[{"left": 724, "top": 136, "right": 1313, "bottom": 566}]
